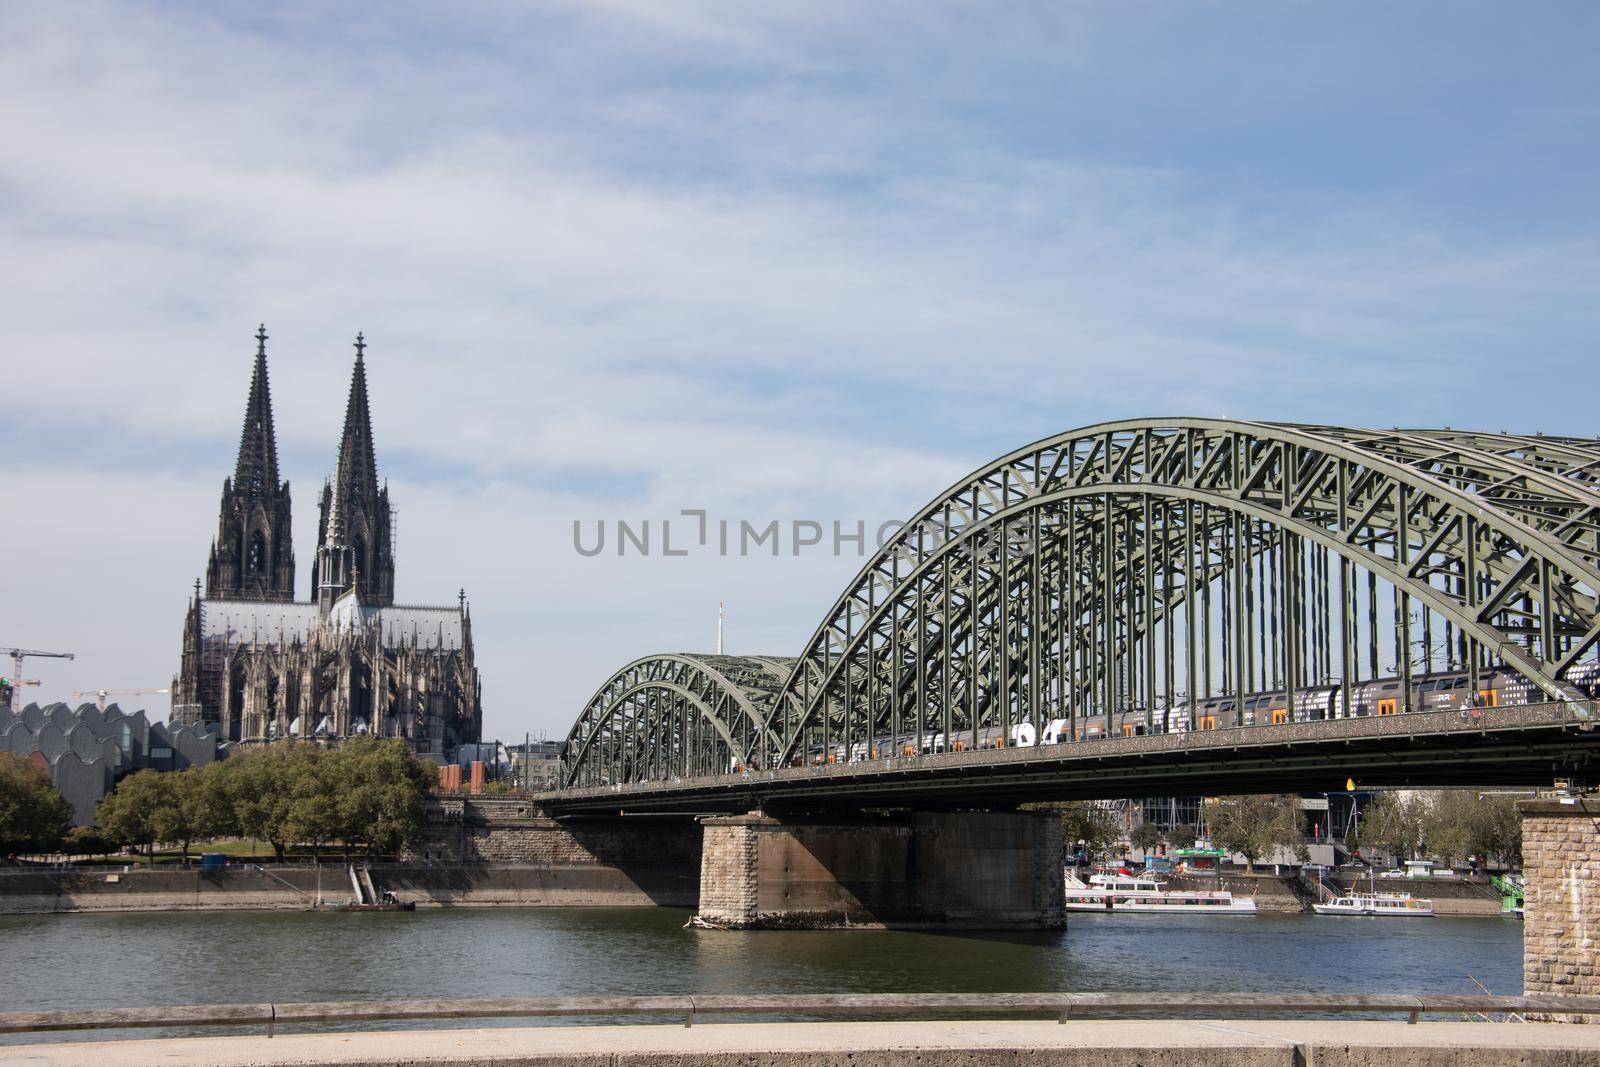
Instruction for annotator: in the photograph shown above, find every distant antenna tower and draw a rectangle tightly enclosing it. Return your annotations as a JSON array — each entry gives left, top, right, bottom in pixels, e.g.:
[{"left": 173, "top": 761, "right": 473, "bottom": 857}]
[{"left": 717, "top": 601, "right": 724, "bottom": 655}]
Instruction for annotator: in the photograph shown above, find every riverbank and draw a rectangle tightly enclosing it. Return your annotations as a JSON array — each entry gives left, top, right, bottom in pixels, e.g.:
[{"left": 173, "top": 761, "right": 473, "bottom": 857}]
[
  {"left": 0, "top": 864, "right": 1509, "bottom": 916},
  {"left": 0, "top": 863, "right": 696, "bottom": 914},
  {"left": 6, "top": 1019, "right": 1597, "bottom": 1066},
  {"left": 1165, "top": 872, "right": 1507, "bottom": 916}
]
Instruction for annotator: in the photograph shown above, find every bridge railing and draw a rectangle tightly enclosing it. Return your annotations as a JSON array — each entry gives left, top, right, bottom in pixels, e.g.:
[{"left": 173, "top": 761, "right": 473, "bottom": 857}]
[{"left": 4, "top": 991, "right": 1600, "bottom": 1036}]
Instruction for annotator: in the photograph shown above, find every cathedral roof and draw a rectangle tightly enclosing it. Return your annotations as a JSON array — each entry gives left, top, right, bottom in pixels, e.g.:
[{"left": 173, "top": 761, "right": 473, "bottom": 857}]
[{"left": 199, "top": 597, "right": 466, "bottom": 651}]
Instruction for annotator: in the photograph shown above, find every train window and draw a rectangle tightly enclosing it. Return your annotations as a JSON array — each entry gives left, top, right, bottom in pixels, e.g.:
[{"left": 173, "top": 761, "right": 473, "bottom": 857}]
[
  {"left": 1478, "top": 689, "right": 1498, "bottom": 708},
  {"left": 1377, "top": 698, "right": 1398, "bottom": 716},
  {"left": 1198, "top": 715, "right": 1217, "bottom": 731},
  {"left": 1271, "top": 708, "right": 1288, "bottom": 725}
]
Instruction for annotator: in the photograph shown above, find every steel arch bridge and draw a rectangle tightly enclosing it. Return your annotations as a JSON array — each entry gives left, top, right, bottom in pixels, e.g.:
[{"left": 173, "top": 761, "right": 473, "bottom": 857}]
[{"left": 558, "top": 419, "right": 1600, "bottom": 795}]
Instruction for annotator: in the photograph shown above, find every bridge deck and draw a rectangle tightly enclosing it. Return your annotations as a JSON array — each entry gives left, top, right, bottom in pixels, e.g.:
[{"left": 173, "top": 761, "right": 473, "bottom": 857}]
[{"left": 538, "top": 702, "right": 1597, "bottom": 814}]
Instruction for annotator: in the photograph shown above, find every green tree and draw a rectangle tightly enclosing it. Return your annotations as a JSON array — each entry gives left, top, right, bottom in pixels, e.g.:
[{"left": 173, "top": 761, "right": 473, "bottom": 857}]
[
  {"left": 224, "top": 744, "right": 313, "bottom": 861},
  {"left": 63, "top": 825, "right": 115, "bottom": 858},
  {"left": 283, "top": 745, "right": 340, "bottom": 856},
  {"left": 0, "top": 753, "right": 72, "bottom": 854},
  {"left": 1479, "top": 793, "right": 1523, "bottom": 867},
  {"left": 1351, "top": 792, "right": 1424, "bottom": 863},
  {"left": 1206, "top": 795, "right": 1309, "bottom": 872},
  {"left": 1167, "top": 823, "right": 1199, "bottom": 850},
  {"left": 93, "top": 740, "right": 433, "bottom": 864},
  {"left": 1419, "top": 789, "right": 1522, "bottom": 868},
  {"left": 151, "top": 767, "right": 224, "bottom": 862},
  {"left": 96, "top": 770, "right": 171, "bottom": 858},
  {"left": 1056, "top": 801, "right": 1121, "bottom": 862},
  {"left": 324, "top": 739, "right": 430, "bottom": 858},
  {"left": 1129, "top": 820, "right": 1163, "bottom": 854}
]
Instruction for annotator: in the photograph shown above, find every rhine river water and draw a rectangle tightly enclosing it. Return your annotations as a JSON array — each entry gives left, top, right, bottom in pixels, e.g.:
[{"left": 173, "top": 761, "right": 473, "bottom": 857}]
[{"left": 0, "top": 908, "right": 1523, "bottom": 1043}]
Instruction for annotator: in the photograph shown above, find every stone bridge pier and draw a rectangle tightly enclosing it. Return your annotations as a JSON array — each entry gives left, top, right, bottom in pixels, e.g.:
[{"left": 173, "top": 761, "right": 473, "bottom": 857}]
[
  {"left": 1521, "top": 796, "right": 1600, "bottom": 1000},
  {"left": 694, "top": 810, "right": 1066, "bottom": 930}
]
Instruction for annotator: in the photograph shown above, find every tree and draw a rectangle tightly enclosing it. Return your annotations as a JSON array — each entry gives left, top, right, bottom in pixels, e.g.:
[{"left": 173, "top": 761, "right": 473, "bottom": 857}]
[
  {"left": 0, "top": 753, "right": 72, "bottom": 855},
  {"left": 1351, "top": 792, "right": 1424, "bottom": 863},
  {"left": 1479, "top": 793, "right": 1522, "bottom": 867},
  {"left": 224, "top": 744, "right": 314, "bottom": 861},
  {"left": 1055, "top": 801, "right": 1121, "bottom": 863},
  {"left": 1206, "top": 794, "right": 1309, "bottom": 872},
  {"left": 1129, "top": 821, "right": 1163, "bottom": 854},
  {"left": 1167, "top": 823, "right": 1199, "bottom": 850},
  {"left": 96, "top": 770, "right": 170, "bottom": 857},
  {"left": 1419, "top": 789, "right": 1522, "bottom": 868},
  {"left": 151, "top": 767, "right": 224, "bottom": 862},
  {"left": 63, "top": 825, "right": 115, "bottom": 858},
  {"left": 323, "top": 739, "right": 430, "bottom": 858}
]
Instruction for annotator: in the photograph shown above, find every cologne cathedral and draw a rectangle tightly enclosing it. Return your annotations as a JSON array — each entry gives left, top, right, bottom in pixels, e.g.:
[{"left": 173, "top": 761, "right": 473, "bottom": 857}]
[{"left": 173, "top": 327, "right": 482, "bottom": 760}]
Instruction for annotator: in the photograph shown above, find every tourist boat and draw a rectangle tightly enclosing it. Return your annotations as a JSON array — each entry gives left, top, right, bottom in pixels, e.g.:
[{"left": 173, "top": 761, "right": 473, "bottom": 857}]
[
  {"left": 1312, "top": 866, "right": 1434, "bottom": 917},
  {"left": 1311, "top": 892, "right": 1434, "bottom": 917},
  {"left": 1063, "top": 871, "right": 1257, "bottom": 913}
]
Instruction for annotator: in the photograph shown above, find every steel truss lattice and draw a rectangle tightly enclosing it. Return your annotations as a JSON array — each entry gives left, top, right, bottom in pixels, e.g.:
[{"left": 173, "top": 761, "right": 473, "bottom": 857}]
[{"left": 560, "top": 420, "right": 1600, "bottom": 788}]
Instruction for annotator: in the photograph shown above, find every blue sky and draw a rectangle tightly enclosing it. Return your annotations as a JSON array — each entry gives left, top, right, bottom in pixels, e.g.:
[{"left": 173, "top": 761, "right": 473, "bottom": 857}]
[{"left": 2, "top": 3, "right": 1596, "bottom": 737}]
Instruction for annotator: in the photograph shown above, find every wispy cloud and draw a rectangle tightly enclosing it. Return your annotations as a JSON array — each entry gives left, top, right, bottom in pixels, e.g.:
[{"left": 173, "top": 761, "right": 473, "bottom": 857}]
[{"left": 2, "top": 2, "right": 1596, "bottom": 733}]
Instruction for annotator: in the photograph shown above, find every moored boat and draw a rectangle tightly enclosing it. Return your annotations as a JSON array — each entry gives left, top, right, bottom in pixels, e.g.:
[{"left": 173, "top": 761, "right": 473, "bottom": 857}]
[
  {"left": 1312, "top": 891, "right": 1434, "bottom": 917},
  {"left": 1064, "top": 871, "right": 1257, "bottom": 913}
]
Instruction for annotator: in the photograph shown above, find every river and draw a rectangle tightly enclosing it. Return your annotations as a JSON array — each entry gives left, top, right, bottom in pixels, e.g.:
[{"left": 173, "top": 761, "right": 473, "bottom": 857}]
[{"left": 0, "top": 908, "right": 1523, "bottom": 1042}]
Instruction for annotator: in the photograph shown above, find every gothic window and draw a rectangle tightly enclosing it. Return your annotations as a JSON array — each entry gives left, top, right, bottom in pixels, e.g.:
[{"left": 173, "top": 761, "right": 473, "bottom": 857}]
[
  {"left": 248, "top": 531, "right": 267, "bottom": 575},
  {"left": 352, "top": 537, "right": 366, "bottom": 577},
  {"left": 229, "top": 666, "right": 246, "bottom": 721}
]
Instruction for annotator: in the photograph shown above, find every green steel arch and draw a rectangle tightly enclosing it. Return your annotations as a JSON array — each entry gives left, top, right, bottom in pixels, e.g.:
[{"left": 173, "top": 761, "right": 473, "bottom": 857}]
[
  {"left": 763, "top": 419, "right": 1600, "bottom": 769},
  {"left": 560, "top": 654, "right": 795, "bottom": 788},
  {"left": 560, "top": 419, "right": 1600, "bottom": 785}
]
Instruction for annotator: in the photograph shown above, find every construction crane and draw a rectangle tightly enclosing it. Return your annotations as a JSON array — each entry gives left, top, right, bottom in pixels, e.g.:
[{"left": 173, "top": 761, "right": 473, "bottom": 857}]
[
  {"left": 70, "top": 688, "right": 172, "bottom": 712},
  {"left": 2, "top": 647, "right": 75, "bottom": 714}
]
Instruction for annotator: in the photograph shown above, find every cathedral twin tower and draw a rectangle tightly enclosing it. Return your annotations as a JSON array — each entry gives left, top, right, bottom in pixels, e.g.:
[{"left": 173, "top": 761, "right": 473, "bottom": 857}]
[{"left": 173, "top": 327, "right": 482, "bottom": 759}]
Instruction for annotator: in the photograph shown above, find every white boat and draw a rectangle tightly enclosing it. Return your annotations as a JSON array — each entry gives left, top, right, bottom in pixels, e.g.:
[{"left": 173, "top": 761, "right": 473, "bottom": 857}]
[
  {"left": 1064, "top": 871, "right": 1257, "bottom": 913},
  {"left": 1312, "top": 892, "right": 1434, "bottom": 917}
]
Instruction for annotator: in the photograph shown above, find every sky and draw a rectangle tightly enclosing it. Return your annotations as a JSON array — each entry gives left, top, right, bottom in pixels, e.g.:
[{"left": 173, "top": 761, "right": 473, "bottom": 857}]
[{"left": 1, "top": 2, "right": 1597, "bottom": 740}]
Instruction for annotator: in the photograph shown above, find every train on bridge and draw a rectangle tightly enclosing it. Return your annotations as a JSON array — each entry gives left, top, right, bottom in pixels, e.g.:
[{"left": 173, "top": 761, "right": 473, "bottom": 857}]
[{"left": 804, "top": 662, "right": 1600, "bottom": 766}]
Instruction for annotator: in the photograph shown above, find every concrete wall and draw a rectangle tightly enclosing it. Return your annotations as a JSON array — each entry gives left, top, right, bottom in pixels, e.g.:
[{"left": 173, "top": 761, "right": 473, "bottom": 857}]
[
  {"left": 1522, "top": 797, "right": 1600, "bottom": 998},
  {"left": 0, "top": 861, "right": 697, "bottom": 914},
  {"left": 697, "top": 810, "right": 1065, "bottom": 929},
  {"left": 14, "top": 1019, "right": 1600, "bottom": 1066},
  {"left": 401, "top": 796, "right": 702, "bottom": 870}
]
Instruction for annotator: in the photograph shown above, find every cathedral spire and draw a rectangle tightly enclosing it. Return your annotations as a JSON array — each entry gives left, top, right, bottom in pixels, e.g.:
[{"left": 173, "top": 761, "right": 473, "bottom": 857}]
[
  {"left": 233, "top": 324, "right": 280, "bottom": 496},
  {"left": 204, "top": 325, "right": 295, "bottom": 601},
  {"left": 314, "top": 333, "right": 394, "bottom": 609}
]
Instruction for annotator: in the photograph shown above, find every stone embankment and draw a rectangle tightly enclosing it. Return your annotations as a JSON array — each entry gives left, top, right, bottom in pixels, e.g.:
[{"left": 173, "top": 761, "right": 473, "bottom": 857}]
[
  {"left": 0, "top": 797, "right": 705, "bottom": 915},
  {"left": 0, "top": 861, "right": 698, "bottom": 914},
  {"left": 8, "top": 1020, "right": 1600, "bottom": 1066},
  {"left": 1164, "top": 871, "right": 1506, "bottom": 916}
]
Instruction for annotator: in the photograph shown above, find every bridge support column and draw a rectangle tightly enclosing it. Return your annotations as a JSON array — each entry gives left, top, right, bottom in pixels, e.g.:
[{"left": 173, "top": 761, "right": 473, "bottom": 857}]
[
  {"left": 1521, "top": 797, "right": 1600, "bottom": 1002},
  {"left": 694, "top": 810, "right": 1065, "bottom": 930}
]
